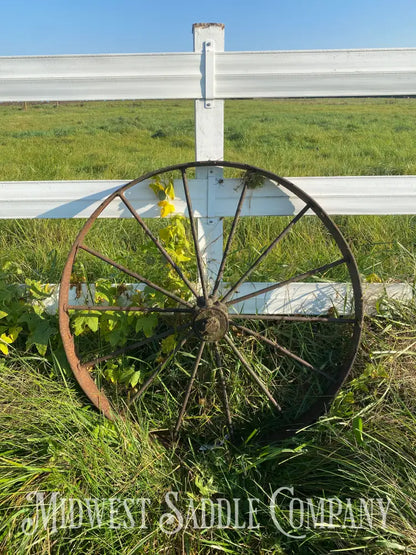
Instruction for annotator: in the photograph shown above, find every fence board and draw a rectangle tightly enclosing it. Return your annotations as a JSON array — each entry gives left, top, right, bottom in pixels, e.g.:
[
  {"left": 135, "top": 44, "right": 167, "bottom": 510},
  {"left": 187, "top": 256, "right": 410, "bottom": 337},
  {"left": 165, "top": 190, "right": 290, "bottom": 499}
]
[
  {"left": 1, "top": 175, "right": 415, "bottom": 219},
  {"left": 40, "top": 282, "right": 414, "bottom": 316},
  {"left": 217, "top": 49, "right": 416, "bottom": 98},
  {"left": 1, "top": 48, "right": 415, "bottom": 101}
]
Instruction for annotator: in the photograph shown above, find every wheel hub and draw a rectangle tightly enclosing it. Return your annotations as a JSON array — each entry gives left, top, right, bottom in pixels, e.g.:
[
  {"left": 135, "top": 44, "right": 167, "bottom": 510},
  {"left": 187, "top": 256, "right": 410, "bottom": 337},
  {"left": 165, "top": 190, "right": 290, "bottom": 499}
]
[{"left": 192, "top": 305, "right": 229, "bottom": 342}]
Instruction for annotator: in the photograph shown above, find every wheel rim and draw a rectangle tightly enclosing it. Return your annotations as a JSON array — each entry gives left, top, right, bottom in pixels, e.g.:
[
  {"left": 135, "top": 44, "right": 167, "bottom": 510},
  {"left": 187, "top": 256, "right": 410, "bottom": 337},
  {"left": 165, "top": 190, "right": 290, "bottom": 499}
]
[{"left": 59, "top": 161, "right": 363, "bottom": 443}]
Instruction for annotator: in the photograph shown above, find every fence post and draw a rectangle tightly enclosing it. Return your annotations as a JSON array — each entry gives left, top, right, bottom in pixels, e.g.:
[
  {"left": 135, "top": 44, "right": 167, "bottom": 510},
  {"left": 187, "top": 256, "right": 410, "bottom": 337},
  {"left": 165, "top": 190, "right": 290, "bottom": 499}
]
[{"left": 193, "top": 23, "right": 225, "bottom": 289}]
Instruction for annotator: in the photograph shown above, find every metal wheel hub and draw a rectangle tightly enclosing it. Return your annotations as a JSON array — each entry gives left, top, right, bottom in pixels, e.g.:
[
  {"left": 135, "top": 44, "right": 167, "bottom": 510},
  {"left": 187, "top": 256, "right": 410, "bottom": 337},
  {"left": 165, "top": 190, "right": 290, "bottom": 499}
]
[
  {"left": 192, "top": 305, "right": 229, "bottom": 342},
  {"left": 58, "top": 160, "right": 363, "bottom": 442}
]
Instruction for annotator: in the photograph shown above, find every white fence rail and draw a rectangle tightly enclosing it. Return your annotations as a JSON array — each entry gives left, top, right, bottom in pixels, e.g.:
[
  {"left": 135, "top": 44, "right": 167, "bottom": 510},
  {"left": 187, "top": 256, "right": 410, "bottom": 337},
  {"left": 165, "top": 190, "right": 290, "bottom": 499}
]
[
  {"left": 1, "top": 48, "right": 416, "bottom": 101},
  {"left": 1, "top": 176, "right": 416, "bottom": 219},
  {"left": 1, "top": 23, "right": 414, "bottom": 314}
]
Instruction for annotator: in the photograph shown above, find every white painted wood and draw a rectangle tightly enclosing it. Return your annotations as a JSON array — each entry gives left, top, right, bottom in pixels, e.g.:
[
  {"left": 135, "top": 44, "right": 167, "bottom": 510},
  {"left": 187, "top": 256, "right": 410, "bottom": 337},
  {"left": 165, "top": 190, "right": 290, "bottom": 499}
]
[
  {"left": 228, "top": 282, "right": 414, "bottom": 315},
  {"left": 193, "top": 24, "right": 225, "bottom": 286},
  {"left": 216, "top": 48, "right": 416, "bottom": 98},
  {"left": 2, "top": 176, "right": 415, "bottom": 219},
  {"left": 2, "top": 28, "right": 414, "bottom": 321},
  {"left": 193, "top": 24, "right": 225, "bottom": 159},
  {"left": 1, "top": 48, "right": 415, "bottom": 101},
  {"left": 215, "top": 176, "right": 416, "bottom": 216},
  {"left": 0, "top": 53, "right": 201, "bottom": 101},
  {"left": 41, "top": 282, "right": 414, "bottom": 316},
  {"left": 196, "top": 217, "right": 224, "bottom": 287}
]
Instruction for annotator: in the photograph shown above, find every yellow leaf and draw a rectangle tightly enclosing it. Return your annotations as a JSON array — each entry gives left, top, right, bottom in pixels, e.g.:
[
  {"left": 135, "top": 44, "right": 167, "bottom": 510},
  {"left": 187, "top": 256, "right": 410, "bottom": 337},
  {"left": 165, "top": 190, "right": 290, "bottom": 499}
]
[
  {"left": 165, "top": 181, "right": 175, "bottom": 200},
  {"left": 8, "top": 327, "right": 22, "bottom": 342},
  {"left": 149, "top": 179, "right": 164, "bottom": 196},
  {"left": 0, "top": 333, "right": 13, "bottom": 345},
  {"left": 366, "top": 273, "right": 382, "bottom": 283},
  {"left": 174, "top": 250, "right": 191, "bottom": 263},
  {"left": 159, "top": 227, "right": 173, "bottom": 244},
  {"left": 158, "top": 200, "right": 175, "bottom": 218},
  {"left": 0, "top": 332, "right": 14, "bottom": 355}
]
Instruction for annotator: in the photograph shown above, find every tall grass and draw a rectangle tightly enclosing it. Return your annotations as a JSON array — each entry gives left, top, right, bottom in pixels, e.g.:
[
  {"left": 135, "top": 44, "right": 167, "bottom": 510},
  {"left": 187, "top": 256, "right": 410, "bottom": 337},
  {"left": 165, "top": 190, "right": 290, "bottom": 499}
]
[
  {"left": 0, "top": 98, "right": 415, "bottom": 553},
  {"left": 1, "top": 297, "right": 416, "bottom": 553}
]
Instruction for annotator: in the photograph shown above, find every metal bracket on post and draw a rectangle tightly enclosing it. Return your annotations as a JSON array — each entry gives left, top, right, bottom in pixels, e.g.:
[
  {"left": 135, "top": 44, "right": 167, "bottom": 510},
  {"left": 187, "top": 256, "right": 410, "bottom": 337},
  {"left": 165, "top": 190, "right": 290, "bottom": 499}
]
[
  {"left": 193, "top": 23, "right": 225, "bottom": 290},
  {"left": 204, "top": 40, "right": 215, "bottom": 109}
]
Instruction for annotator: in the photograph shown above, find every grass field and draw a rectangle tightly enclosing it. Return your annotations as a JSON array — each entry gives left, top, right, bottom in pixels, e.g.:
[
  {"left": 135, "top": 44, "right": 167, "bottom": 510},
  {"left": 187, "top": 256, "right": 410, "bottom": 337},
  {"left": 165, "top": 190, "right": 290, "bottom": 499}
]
[
  {"left": 1, "top": 98, "right": 416, "bottom": 283},
  {"left": 0, "top": 98, "right": 416, "bottom": 553},
  {"left": 1, "top": 98, "right": 415, "bottom": 180}
]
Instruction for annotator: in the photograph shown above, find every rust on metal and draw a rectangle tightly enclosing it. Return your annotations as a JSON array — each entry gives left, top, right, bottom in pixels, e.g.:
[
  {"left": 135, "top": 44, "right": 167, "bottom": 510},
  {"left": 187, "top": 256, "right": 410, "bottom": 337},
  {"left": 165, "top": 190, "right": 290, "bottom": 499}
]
[
  {"left": 58, "top": 160, "right": 363, "bottom": 441},
  {"left": 192, "top": 305, "right": 229, "bottom": 342}
]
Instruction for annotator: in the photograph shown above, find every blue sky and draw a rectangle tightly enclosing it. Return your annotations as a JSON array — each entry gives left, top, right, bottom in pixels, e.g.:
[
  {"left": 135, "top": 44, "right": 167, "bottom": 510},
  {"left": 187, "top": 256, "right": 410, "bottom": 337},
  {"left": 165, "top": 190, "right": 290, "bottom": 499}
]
[{"left": 1, "top": 0, "right": 415, "bottom": 56}]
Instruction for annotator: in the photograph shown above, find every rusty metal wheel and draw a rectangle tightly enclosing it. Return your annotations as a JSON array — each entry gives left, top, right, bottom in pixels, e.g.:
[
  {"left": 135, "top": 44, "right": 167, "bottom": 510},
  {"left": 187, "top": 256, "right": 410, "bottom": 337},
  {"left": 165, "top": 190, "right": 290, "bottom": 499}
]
[{"left": 59, "top": 161, "right": 363, "bottom": 443}]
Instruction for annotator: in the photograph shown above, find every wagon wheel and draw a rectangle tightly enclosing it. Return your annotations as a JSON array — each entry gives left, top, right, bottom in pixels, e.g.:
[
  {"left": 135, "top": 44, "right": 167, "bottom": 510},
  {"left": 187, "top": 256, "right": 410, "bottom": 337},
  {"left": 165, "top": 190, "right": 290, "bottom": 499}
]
[{"left": 59, "top": 161, "right": 363, "bottom": 443}]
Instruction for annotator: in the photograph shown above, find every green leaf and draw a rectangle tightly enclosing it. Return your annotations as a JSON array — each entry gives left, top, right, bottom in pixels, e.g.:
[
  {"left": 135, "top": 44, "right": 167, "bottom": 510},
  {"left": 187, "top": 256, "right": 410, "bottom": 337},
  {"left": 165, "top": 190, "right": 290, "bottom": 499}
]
[
  {"left": 25, "top": 279, "right": 53, "bottom": 300},
  {"left": 105, "top": 325, "right": 127, "bottom": 347},
  {"left": 161, "top": 334, "right": 176, "bottom": 354},
  {"left": 353, "top": 416, "right": 364, "bottom": 443},
  {"left": 135, "top": 313, "right": 158, "bottom": 337},
  {"left": 73, "top": 317, "right": 85, "bottom": 336},
  {"left": 149, "top": 179, "right": 164, "bottom": 196},
  {"left": 129, "top": 370, "right": 141, "bottom": 388},
  {"left": 159, "top": 226, "right": 173, "bottom": 244},
  {"left": 25, "top": 319, "right": 56, "bottom": 354},
  {"left": 73, "top": 313, "right": 100, "bottom": 335},
  {"left": 194, "top": 475, "right": 217, "bottom": 497},
  {"left": 0, "top": 310, "right": 7, "bottom": 319},
  {"left": 86, "top": 316, "right": 99, "bottom": 333},
  {"left": 35, "top": 343, "right": 48, "bottom": 356}
]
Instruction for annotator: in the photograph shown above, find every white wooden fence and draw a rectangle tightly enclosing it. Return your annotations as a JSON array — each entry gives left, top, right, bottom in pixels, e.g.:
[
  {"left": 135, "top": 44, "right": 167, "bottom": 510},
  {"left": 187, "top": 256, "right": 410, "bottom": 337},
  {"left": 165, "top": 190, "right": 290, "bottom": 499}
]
[{"left": 0, "top": 23, "right": 415, "bottom": 313}]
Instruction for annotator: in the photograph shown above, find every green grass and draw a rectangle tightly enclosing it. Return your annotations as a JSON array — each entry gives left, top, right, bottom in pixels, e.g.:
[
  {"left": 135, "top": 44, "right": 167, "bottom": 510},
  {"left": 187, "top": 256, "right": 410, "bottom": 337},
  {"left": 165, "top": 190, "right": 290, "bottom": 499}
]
[
  {"left": 1, "top": 213, "right": 415, "bottom": 284},
  {"left": 1, "top": 299, "right": 416, "bottom": 553},
  {"left": 1, "top": 98, "right": 416, "bottom": 553},
  {"left": 1, "top": 98, "right": 415, "bottom": 180},
  {"left": 0, "top": 98, "right": 415, "bottom": 283}
]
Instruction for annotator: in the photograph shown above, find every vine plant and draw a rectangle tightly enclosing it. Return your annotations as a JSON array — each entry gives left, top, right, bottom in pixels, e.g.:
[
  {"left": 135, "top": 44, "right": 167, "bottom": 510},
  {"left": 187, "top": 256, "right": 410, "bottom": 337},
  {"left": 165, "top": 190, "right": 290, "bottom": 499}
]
[
  {"left": 70, "top": 176, "right": 194, "bottom": 389},
  {"left": 0, "top": 176, "right": 194, "bottom": 394}
]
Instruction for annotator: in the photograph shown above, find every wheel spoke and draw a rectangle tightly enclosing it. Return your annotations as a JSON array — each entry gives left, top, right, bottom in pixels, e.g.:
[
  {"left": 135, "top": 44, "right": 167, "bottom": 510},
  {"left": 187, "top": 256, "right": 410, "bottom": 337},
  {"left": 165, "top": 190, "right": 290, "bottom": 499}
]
[
  {"left": 79, "top": 244, "right": 192, "bottom": 308},
  {"left": 128, "top": 333, "right": 191, "bottom": 406},
  {"left": 228, "top": 314, "right": 356, "bottom": 323},
  {"left": 213, "top": 343, "right": 233, "bottom": 433},
  {"left": 231, "top": 322, "right": 335, "bottom": 381},
  {"left": 211, "top": 180, "right": 248, "bottom": 298},
  {"left": 119, "top": 193, "right": 199, "bottom": 299},
  {"left": 174, "top": 341, "right": 206, "bottom": 435},
  {"left": 58, "top": 161, "right": 363, "bottom": 440},
  {"left": 181, "top": 168, "right": 208, "bottom": 302},
  {"left": 221, "top": 203, "right": 311, "bottom": 303},
  {"left": 81, "top": 323, "right": 191, "bottom": 369},
  {"left": 67, "top": 305, "right": 193, "bottom": 314},
  {"left": 227, "top": 257, "right": 347, "bottom": 307},
  {"left": 223, "top": 334, "right": 281, "bottom": 411}
]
